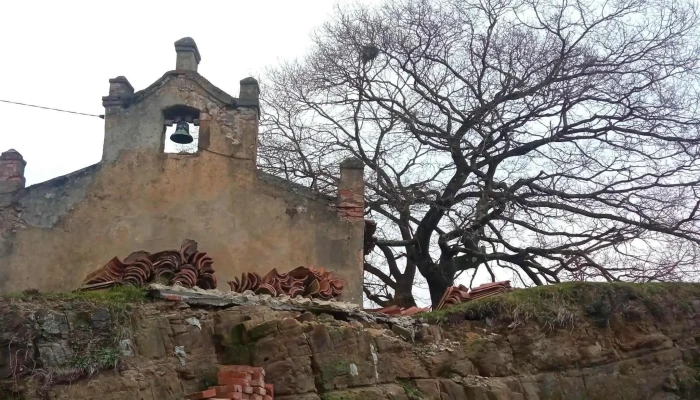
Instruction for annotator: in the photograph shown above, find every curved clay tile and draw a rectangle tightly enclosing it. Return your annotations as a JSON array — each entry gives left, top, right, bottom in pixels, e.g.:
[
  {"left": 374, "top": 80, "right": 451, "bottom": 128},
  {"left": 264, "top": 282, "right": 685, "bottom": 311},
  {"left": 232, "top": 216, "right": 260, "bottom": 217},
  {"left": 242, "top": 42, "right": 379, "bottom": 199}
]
[
  {"left": 305, "top": 279, "right": 321, "bottom": 297},
  {"left": 226, "top": 265, "right": 345, "bottom": 300},
  {"left": 366, "top": 305, "right": 432, "bottom": 316},
  {"left": 255, "top": 283, "right": 276, "bottom": 296},
  {"left": 124, "top": 251, "right": 151, "bottom": 264},
  {"left": 83, "top": 257, "right": 127, "bottom": 284},
  {"left": 272, "top": 280, "right": 285, "bottom": 295},
  {"left": 80, "top": 240, "right": 219, "bottom": 291},
  {"left": 288, "top": 286, "right": 304, "bottom": 298},
  {"left": 431, "top": 281, "right": 512, "bottom": 311}
]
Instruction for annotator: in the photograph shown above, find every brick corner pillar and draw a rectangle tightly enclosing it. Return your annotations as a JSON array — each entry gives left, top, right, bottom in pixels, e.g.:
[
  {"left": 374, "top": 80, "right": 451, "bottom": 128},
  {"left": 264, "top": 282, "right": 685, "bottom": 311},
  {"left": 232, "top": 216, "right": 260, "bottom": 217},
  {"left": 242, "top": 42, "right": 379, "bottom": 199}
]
[
  {"left": 337, "top": 157, "right": 366, "bottom": 305},
  {"left": 337, "top": 157, "right": 365, "bottom": 222},
  {"left": 0, "top": 149, "right": 26, "bottom": 194}
]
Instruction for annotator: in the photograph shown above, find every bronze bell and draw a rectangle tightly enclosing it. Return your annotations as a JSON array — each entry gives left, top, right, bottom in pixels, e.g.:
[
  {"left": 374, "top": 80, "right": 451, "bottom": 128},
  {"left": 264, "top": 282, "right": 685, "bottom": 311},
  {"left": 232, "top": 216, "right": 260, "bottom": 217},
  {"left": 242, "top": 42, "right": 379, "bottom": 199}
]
[{"left": 170, "top": 121, "right": 193, "bottom": 144}]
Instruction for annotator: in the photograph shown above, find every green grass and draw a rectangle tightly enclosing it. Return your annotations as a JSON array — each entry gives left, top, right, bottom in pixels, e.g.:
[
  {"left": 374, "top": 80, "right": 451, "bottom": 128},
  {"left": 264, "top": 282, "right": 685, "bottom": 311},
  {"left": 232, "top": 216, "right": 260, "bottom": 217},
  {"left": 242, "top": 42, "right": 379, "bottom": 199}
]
[
  {"left": 0, "top": 286, "right": 149, "bottom": 394},
  {"left": 3, "top": 285, "right": 148, "bottom": 304},
  {"left": 3, "top": 286, "right": 149, "bottom": 323},
  {"left": 422, "top": 282, "right": 700, "bottom": 329},
  {"left": 70, "top": 346, "right": 122, "bottom": 376},
  {"left": 397, "top": 379, "right": 425, "bottom": 399}
]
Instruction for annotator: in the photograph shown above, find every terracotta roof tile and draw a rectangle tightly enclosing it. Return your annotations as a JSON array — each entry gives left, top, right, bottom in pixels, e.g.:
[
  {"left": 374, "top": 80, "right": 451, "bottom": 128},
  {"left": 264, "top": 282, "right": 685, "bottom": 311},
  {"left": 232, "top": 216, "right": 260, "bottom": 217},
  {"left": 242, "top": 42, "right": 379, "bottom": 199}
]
[
  {"left": 227, "top": 266, "right": 344, "bottom": 301},
  {"left": 367, "top": 280, "right": 513, "bottom": 316},
  {"left": 79, "top": 240, "right": 217, "bottom": 291}
]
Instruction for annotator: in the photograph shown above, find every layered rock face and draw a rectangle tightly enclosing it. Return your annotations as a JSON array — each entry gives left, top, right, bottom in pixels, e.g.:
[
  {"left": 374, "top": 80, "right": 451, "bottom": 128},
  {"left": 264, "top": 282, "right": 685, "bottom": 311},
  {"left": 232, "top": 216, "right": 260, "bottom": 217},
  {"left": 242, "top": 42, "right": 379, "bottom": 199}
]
[{"left": 1, "top": 283, "right": 699, "bottom": 400}]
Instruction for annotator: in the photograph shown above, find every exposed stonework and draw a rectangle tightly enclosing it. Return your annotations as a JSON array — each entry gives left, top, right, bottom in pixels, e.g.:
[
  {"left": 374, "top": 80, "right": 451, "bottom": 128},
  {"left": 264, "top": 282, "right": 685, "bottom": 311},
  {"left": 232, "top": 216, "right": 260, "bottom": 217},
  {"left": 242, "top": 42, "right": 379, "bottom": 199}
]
[
  {"left": 1, "top": 283, "right": 698, "bottom": 400},
  {"left": 0, "top": 38, "right": 365, "bottom": 303},
  {"left": 175, "top": 37, "right": 201, "bottom": 72},
  {"left": 0, "top": 149, "right": 26, "bottom": 194}
]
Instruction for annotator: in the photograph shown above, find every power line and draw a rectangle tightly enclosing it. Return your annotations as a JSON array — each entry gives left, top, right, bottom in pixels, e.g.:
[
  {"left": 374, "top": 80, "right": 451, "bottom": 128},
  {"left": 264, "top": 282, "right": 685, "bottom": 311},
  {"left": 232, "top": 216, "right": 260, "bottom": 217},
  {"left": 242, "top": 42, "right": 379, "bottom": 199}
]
[{"left": 0, "top": 99, "right": 104, "bottom": 119}]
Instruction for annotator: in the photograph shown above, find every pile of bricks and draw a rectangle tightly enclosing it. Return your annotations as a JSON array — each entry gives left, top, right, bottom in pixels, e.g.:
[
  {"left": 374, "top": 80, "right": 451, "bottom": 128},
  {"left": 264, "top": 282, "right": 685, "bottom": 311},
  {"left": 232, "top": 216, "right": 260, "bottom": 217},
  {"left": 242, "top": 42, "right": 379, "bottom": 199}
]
[{"left": 185, "top": 366, "right": 273, "bottom": 400}]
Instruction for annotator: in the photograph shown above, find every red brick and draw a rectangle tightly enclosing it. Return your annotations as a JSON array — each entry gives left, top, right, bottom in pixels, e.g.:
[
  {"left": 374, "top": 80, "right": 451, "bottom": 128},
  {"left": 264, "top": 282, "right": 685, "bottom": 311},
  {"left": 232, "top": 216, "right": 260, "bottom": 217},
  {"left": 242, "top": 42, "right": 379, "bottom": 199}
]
[
  {"left": 216, "top": 384, "right": 243, "bottom": 394},
  {"left": 185, "top": 388, "right": 217, "bottom": 399},
  {"left": 264, "top": 384, "right": 274, "bottom": 397},
  {"left": 218, "top": 371, "right": 251, "bottom": 381},
  {"left": 250, "top": 377, "right": 264, "bottom": 388},
  {"left": 252, "top": 386, "right": 266, "bottom": 395},
  {"left": 250, "top": 394, "right": 263, "bottom": 400},
  {"left": 220, "top": 365, "right": 254, "bottom": 374},
  {"left": 213, "top": 394, "right": 243, "bottom": 400},
  {"left": 243, "top": 386, "right": 254, "bottom": 394},
  {"left": 263, "top": 396, "right": 272, "bottom": 400},
  {"left": 218, "top": 377, "right": 251, "bottom": 386}
]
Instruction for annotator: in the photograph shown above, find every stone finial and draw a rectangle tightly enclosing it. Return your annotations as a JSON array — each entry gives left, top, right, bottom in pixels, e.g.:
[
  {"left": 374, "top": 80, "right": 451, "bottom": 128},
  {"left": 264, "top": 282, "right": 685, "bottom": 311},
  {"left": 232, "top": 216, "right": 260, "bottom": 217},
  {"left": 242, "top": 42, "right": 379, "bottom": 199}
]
[
  {"left": 103, "top": 76, "right": 134, "bottom": 108},
  {"left": 239, "top": 77, "right": 260, "bottom": 100},
  {"left": 108, "top": 76, "right": 134, "bottom": 97},
  {"left": 337, "top": 157, "right": 365, "bottom": 222},
  {"left": 175, "top": 37, "right": 201, "bottom": 71},
  {"left": 0, "top": 149, "right": 27, "bottom": 194},
  {"left": 1, "top": 149, "right": 24, "bottom": 161}
]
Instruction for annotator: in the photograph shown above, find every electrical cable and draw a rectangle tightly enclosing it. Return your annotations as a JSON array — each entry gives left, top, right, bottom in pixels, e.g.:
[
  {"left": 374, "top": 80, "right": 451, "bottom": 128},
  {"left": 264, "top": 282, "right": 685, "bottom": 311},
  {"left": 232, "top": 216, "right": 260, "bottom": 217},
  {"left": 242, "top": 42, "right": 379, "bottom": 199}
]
[{"left": 0, "top": 99, "right": 104, "bottom": 119}]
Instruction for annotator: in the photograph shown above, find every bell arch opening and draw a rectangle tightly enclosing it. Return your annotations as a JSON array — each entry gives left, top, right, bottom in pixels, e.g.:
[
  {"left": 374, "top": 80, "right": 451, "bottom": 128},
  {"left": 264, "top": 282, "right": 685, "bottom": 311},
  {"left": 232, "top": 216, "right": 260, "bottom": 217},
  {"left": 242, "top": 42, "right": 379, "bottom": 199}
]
[{"left": 162, "top": 105, "right": 201, "bottom": 154}]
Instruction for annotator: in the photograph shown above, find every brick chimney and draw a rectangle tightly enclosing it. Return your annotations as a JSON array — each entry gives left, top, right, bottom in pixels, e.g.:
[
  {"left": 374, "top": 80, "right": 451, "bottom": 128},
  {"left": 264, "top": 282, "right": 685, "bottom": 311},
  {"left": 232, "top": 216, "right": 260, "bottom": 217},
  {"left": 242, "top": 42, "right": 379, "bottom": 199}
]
[
  {"left": 336, "top": 157, "right": 365, "bottom": 222},
  {"left": 174, "top": 37, "right": 201, "bottom": 72},
  {"left": 0, "top": 149, "right": 26, "bottom": 194}
]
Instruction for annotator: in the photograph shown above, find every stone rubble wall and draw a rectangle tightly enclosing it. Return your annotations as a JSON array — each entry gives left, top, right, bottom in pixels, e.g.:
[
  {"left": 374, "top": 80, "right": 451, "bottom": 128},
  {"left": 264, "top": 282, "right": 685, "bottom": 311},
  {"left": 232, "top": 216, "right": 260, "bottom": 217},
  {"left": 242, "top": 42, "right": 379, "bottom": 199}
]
[{"left": 0, "top": 295, "right": 699, "bottom": 400}]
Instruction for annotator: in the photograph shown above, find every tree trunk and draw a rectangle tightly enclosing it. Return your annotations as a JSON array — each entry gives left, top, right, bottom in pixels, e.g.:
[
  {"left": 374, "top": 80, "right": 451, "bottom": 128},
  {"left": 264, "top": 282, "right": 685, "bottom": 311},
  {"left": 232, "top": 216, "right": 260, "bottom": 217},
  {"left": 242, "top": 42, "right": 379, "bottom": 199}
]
[
  {"left": 424, "top": 266, "right": 455, "bottom": 309},
  {"left": 392, "top": 279, "right": 417, "bottom": 308}
]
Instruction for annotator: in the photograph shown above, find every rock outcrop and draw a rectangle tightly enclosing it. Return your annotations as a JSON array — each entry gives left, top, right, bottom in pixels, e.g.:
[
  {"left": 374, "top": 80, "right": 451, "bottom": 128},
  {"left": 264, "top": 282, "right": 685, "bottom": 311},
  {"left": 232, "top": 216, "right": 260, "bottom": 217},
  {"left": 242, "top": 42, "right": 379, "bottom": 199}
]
[{"left": 0, "top": 282, "right": 699, "bottom": 400}]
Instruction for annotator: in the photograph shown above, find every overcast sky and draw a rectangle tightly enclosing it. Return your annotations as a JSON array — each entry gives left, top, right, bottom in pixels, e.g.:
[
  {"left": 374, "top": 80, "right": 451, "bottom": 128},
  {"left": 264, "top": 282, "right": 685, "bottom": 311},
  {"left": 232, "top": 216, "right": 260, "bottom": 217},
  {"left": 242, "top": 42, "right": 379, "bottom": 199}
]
[
  {"left": 0, "top": 0, "right": 512, "bottom": 305},
  {"left": 0, "top": 0, "right": 378, "bottom": 185}
]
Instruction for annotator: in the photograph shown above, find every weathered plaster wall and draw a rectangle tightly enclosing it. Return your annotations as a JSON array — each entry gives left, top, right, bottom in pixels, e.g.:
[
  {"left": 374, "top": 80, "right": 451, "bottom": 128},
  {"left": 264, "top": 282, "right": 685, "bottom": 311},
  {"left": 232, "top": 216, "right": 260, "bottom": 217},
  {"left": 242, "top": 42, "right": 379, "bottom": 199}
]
[
  {"left": 101, "top": 71, "right": 259, "bottom": 165},
  {"left": 0, "top": 41, "right": 365, "bottom": 302},
  {"left": 0, "top": 150, "right": 363, "bottom": 302}
]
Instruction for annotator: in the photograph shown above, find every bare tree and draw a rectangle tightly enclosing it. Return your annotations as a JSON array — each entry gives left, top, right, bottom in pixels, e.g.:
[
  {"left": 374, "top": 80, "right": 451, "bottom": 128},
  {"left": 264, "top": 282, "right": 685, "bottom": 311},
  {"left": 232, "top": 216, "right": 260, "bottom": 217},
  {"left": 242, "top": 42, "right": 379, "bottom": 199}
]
[{"left": 259, "top": 0, "right": 700, "bottom": 307}]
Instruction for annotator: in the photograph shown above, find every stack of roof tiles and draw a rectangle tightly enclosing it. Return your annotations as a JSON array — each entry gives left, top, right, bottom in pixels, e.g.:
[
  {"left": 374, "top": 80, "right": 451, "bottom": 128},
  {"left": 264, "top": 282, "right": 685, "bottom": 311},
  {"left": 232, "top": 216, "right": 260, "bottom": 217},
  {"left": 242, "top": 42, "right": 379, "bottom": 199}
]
[
  {"left": 367, "top": 281, "right": 513, "bottom": 316},
  {"left": 469, "top": 281, "right": 512, "bottom": 300},
  {"left": 363, "top": 305, "right": 430, "bottom": 316},
  {"left": 435, "top": 281, "right": 512, "bottom": 310},
  {"left": 185, "top": 365, "right": 272, "bottom": 400},
  {"left": 227, "top": 266, "right": 343, "bottom": 300},
  {"left": 79, "top": 240, "right": 217, "bottom": 291},
  {"left": 435, "top": 284, "right": 472, "bottom": 310}
]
